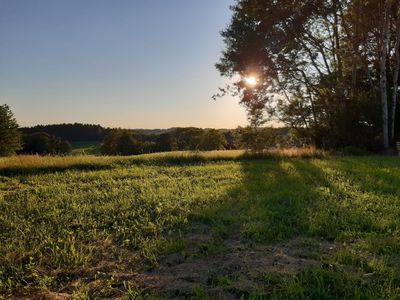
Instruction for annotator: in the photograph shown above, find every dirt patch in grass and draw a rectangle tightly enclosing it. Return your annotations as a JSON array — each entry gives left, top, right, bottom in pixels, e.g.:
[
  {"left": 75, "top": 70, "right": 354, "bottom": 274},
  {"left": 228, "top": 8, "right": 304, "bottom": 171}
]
[
  {"left": 137, "top": 236, "right": 339, "bottom": 298},
  {"left": 20, "top": 236, "right": 339, "bottom": 299}
]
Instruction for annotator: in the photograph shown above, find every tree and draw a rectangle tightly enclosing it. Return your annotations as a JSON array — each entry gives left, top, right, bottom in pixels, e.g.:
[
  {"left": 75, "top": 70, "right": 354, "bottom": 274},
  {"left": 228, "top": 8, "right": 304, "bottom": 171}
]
[
  {"left": 58, "top": 140, "right": 72, "bottom": 154},
  {"left": 101, "top": 130, "right": 142, "bottom": 155},
  {"left": 22, "top": 132, "right": 71, "bottom": 155},
  {"left": 156, "top": 133, "right": 178, "bottom": 152},
  {"left": 224, "top": 130, "right": 238, "bottom": 150},
  {"left": 216, "top": 0, "right": 400, "bottom": 151},
  {"left": 199, "top": 129, "right": 227, "bottom": 151},
  {"left": 116, "top": 131, "right": 142, "bottom": 155},
  {"left": 142, "top": 141, "right": 156, "bottom": 154},
  {"left": 379, "top": 0, "right": 390, "bottom": 149},
  {"left": 391, "top": 5, "right": 400, "bottom": 143},
  {"left": 22, "top": 123, "right": 106, "bottom": 141},
  {"left": 174, "top": 128, "right": 203, "bottom": 150},
  {"left": 23, "top": 132, "right": 52, "bottom": 154},
  {"left": 237, "top": 126, "right": 277, "bottom": 151},
  {"left": 101, "top": 130, "right": 122, "bottom": 155},
  {"left": 0, "top": 104, "right": 22, "bottom": 156}
]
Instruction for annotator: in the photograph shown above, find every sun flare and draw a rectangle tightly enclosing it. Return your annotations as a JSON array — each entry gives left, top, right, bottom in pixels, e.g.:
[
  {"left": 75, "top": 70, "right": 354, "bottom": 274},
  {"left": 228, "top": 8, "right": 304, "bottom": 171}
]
[{"left": 244, "top": 76, "right": 257, "bottom": 87}]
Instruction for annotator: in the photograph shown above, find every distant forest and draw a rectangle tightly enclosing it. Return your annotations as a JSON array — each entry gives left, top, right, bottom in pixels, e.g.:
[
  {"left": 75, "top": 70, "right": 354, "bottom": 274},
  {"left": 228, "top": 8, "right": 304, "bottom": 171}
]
[
  {"left": 22, "top": 123, "right": 109, "bottom": 142},
  {"left": 19, "top": 123, "right": 299, "bottom": 155},
  {"left": 21, "top": 123, "right": 189, "bottom": 142}
]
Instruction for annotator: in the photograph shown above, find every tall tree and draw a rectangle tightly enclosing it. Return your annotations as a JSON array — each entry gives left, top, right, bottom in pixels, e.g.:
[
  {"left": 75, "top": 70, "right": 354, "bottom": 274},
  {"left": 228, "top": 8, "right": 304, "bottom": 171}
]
[
  {"left": 0, "top": 104, "right": 22, "bottom": 156},
  {"left": 379, "top": 0, "right": 390, "bottom": 149},
  {"left": 216, "top": 0, "right": 399, "bottom": 150},
  {"left": 390, "top": 1, "right": 400, "bottom": 143}
]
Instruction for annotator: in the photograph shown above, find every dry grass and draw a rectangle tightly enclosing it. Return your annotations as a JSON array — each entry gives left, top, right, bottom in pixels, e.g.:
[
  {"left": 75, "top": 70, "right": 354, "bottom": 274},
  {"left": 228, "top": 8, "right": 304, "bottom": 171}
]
[
  {"left": 0, "top": 148, "right": 326, "bottom": 174},
  {"left": 134, "top": 147, "right": 326, "bottom": 162}
]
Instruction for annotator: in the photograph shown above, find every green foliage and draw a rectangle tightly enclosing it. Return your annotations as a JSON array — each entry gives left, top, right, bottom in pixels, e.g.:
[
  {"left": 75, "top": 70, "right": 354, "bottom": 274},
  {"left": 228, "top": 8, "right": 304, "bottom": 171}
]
[
  {"left": 24, "top": 125, "right": 312, "bottom": 156},
  {"left": 0, "top": 104, "right": 22, "bottom": 156},
  {"left": 199, "top": 129, "right": 227, "bottom": 151},
  {"left": 117, "top": 131, "right": 142, "bottom": 155},
  {"left": 22, "top": 132, "right": 71, "bottom": 155},
  {"left": 101, "top": 130, "right": 143, "bottom": 155},
  {"left": 237, "top": 126, "right": 278, "bottom": 151},
  {"left": 101, "top": 130, "right": 121, "bottom": 155},
  {"left": 22, "top": 123, "right": 106, "bottom": 142},
  {"left": 102, "top": 128, "right": 231, "bottom": 155},
  {"left": 274, "top": 268, "right": 376, "bottom": 299},
  {"left": 216, "top": 0, "right": 398, "bottom": 150},
  {"left": 156, "top": 133, "right": 178, "bottom": 152},
  {"left": 174, "top": 127, "right": 204, "bottom": 150}
]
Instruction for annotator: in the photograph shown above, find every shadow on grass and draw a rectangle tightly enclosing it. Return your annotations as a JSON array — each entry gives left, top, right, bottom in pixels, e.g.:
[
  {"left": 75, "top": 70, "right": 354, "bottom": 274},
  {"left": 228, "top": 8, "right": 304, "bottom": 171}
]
[
  {"left": 191, "top": 159, "right": 334, "bottom": 242},
  {"left": 171, "top": 158, "right": 400, "bottom": 298},
  {"left": 225, "top": 158, "right": 400, "bottom": 243}
]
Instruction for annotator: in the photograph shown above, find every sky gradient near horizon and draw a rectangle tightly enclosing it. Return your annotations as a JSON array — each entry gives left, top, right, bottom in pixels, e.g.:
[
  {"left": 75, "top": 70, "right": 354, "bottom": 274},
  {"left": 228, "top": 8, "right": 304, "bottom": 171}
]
[{"left": 0, "top": 0, "right": 248, "bottom": 129}]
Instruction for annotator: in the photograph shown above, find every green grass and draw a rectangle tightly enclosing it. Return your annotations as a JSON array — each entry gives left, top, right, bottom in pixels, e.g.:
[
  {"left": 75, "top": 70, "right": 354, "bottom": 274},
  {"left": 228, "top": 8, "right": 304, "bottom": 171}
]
[
  {"left": 70, "top": 141, "right": 101, "bottom": 155},
  {"left": 0, "top": 151, "right": 400, "bottom": 299}
]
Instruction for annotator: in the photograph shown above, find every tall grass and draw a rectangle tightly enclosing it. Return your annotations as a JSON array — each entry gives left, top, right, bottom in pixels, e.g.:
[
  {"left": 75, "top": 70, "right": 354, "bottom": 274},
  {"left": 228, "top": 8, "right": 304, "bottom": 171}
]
[
  {"left": 126, "top": 148, "right": 327, "bottom": 170},
  {"left": 0, "top": 148, "right": 325, "bottom": 174}
]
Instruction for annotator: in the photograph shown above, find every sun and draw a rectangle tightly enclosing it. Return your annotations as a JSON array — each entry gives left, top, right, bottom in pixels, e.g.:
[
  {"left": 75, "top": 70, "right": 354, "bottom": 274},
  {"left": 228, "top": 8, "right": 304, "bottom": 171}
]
[{"left": 244, "top": 76, "right": 257, "bottom": 87}]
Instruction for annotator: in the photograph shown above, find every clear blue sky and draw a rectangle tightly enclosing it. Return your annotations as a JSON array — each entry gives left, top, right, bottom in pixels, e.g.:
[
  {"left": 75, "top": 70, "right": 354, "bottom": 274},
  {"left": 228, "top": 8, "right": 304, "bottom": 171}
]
[{"left": 0, "top": 0, "right": 248, "bottom": 129}]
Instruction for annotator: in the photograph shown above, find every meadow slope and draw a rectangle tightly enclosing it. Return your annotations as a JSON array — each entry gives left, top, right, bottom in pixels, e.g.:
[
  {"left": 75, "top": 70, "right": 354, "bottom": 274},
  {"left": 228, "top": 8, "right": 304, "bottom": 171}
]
[{"left": 1, "top": 151, "right": 400, "bottom": 299}]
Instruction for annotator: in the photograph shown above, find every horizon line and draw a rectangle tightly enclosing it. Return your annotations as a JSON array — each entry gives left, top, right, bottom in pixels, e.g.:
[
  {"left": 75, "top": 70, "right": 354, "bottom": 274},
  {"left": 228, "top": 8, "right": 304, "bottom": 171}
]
[{"left": 20, "top": 121, "right": 284, "bottom": 130}]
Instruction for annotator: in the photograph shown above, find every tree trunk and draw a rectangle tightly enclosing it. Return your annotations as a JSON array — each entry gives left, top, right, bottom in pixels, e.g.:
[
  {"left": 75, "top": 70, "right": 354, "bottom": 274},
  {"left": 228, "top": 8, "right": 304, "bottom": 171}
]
[
  {"left": 380, "top": 1, "right": 390, "bottom": 150},
  {"left": 351, "top": 0, "right": 360, "bottom": 89},
  {"left": 333, "top": 0, "right": 343, "bottom": 79},
  {"left": 391, "top": 5, "right": 400, "bottom": 143}
]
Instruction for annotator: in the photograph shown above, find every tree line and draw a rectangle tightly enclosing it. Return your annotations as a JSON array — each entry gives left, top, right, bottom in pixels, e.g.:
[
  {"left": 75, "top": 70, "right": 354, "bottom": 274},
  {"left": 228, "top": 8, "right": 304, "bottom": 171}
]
[
  {"left": 20, "top": 123, "right": 179, "bottom": 142},
  {"left": 99, "top": 126, "right": 299, "bottom": 155},
  {"left": 216, "top": 0, "right": 400, "bottom": 151},
  {"left": 1, "top": 104, "right": 301, "bottom": 156},
  {"left": 21, "top": 123, "right": 106, "bottom": 141}
]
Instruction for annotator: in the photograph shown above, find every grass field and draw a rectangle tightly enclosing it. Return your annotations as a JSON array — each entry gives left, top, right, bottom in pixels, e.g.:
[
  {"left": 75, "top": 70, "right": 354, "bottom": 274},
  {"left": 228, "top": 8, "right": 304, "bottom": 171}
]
[
  {"left": 70, "top": 141, "right": 101, "bottom": 155},
  {"left": 1, "top": 150, "right": 400, "bottom": 299}
]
